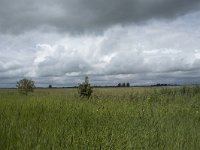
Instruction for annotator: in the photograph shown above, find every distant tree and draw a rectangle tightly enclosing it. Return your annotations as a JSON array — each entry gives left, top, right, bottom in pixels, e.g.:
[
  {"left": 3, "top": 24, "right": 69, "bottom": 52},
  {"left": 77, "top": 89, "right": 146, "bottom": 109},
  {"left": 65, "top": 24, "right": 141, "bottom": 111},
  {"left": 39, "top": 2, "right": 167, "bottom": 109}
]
[
  {"left": 49, "top": 85, "right": 52, "bottom": 88},
  {"left": 78, "top": 76, "right": 93, "bottom": 98},
  {"left": 16, "top": 78, "right": 35, "bottom": 95},
  {"left": 118, "top": 83, "right": 121, "bottom": 87},
  {"left": 156, "top": 83, "right": 161, "bottom": 86},
  {"left": 127, "top": 83, "right": 130, "bottom": 87},
  {"left": 122, "top": 83, "right": 126, "bottom": 87}
]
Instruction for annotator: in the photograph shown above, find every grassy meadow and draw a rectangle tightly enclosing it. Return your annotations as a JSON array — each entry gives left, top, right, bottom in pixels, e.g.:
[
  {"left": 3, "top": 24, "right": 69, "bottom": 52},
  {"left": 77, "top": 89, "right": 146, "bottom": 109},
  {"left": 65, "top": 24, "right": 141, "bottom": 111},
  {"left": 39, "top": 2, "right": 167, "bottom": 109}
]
[{"left": 0, "top": 86, "right": 200, "bottom": 149}]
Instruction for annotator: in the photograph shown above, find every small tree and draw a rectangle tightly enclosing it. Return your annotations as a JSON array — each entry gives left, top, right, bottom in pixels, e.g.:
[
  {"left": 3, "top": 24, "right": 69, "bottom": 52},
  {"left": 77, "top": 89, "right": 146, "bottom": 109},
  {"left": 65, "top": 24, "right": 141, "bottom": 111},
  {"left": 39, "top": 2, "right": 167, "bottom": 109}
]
[
  {"left": 127, "top": 83, "right": 130, "bottom": 87},
  {"left": 16, "top": 78, "right": 35, "bottom": 95},
  {"left": 49, "top": 84, "right": 52, "bottom": 88},
  {"left": 78, "top": 76, "right": 93, "bottom": 98},
  {"left": 122, "top": 83, "right": 126, "bottom": 87}
]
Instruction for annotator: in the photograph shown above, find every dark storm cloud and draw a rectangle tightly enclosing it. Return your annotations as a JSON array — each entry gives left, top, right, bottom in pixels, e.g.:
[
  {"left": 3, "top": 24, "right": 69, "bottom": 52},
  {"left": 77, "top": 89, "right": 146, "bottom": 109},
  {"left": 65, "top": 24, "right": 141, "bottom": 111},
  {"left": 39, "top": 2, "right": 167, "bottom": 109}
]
[
  {"left": 0, "top": 0, "right": 200, "bottom": 34},
  {"left": 0, "top": 1, "right": 200, "bottom": 87}
]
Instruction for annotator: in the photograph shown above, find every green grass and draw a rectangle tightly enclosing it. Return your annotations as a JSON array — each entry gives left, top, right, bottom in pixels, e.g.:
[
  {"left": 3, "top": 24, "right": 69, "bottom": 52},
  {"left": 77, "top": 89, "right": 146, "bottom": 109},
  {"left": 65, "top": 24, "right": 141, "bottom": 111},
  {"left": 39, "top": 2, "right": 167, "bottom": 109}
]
[{"left": 0, "top": 86, "right": 200, "bottom": 149}]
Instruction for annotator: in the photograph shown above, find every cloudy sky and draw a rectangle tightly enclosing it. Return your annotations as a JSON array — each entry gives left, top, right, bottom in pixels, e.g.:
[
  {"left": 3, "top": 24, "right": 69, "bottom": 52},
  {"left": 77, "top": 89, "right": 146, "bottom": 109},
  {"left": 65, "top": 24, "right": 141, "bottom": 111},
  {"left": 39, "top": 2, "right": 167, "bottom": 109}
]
[{"left": 0, "top": 0, "right": 200, "bottom": 87}]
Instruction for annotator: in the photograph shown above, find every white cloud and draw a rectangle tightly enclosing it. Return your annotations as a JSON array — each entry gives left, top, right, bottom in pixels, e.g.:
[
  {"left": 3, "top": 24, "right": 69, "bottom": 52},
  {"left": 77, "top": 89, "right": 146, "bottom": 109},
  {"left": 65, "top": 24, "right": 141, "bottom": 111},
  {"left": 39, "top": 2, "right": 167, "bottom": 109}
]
[{"left": 0, "top": 11, "right": 200, "bottom": 87}]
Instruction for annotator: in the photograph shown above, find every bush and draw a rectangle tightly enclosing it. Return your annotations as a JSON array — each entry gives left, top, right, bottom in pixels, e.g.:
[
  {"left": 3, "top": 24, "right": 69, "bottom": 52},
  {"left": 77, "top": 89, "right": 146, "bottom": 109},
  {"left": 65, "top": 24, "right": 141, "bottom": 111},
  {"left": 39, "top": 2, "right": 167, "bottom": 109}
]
[
  {"left": 16, "top": 78, "right": 35, "bottom": 95},
  {"left": 78, "top": 76, "right": 93, "bottom": 98}
]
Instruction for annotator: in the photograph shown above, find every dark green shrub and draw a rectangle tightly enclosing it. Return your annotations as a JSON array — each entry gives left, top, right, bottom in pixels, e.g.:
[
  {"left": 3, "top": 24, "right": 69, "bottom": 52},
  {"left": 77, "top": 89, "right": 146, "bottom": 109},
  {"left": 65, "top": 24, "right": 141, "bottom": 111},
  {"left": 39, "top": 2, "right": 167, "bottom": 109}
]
[
  {"left": 16, "top": 78, "right": 35, "bottom": 95},
  {"left": 78, "top": 76, "right": 93, "bottom": 98}
]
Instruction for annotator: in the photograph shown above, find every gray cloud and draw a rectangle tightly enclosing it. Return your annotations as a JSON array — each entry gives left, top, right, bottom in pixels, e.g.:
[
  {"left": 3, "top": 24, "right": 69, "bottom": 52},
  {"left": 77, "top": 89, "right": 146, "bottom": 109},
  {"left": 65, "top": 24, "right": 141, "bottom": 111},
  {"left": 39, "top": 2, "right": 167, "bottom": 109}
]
[
  {"left": 2, "top": 13, "right": 197, "bottom": 87},
  {"left": 0, "top": 1, "right": 200, "bottom": 87},
  {"left": 0, "top": 0, "right": 200, "bottom": 34}
]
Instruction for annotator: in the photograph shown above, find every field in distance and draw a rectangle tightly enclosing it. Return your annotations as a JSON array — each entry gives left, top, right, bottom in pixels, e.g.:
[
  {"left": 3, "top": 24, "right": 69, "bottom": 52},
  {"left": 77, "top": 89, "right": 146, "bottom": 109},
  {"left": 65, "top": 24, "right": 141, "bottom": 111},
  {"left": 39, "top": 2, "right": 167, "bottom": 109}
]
[{"left": 0, "top": 86, "right": 200, "bottom": 149}]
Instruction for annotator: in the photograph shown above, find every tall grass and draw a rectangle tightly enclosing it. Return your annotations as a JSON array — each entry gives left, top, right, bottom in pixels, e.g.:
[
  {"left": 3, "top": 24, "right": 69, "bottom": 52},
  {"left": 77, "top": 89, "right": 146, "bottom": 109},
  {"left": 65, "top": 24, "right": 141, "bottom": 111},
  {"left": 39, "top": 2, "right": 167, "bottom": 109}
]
[{"left": 0, "top": 86, "right": 200, "bottom": 149}]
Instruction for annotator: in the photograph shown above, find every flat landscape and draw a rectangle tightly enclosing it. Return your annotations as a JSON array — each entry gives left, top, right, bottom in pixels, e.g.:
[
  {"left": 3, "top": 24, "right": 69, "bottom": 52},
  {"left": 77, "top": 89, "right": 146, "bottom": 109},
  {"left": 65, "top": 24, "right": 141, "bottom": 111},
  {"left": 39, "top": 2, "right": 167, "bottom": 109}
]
[{"left": 0, "top": 86, "right": 200, "bottom": 149}]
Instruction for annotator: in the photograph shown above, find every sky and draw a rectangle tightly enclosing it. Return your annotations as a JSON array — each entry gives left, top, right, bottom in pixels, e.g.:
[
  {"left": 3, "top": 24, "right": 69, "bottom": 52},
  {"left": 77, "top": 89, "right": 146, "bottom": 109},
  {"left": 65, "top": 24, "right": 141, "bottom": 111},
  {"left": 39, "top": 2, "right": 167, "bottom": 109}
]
[{"left": 0, "top": 0, "right": 200, "bottom": 87}]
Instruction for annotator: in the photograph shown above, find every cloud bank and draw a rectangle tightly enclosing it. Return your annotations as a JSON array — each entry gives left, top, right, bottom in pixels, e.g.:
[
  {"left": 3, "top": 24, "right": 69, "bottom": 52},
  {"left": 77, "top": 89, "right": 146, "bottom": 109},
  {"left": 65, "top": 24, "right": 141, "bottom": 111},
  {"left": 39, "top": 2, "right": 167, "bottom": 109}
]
[
  {"left": 0, "top": 0, "right": 200, "bottom": 34},
  {"left": 0, "top": 0, "right": 200, "bottom": 87}
]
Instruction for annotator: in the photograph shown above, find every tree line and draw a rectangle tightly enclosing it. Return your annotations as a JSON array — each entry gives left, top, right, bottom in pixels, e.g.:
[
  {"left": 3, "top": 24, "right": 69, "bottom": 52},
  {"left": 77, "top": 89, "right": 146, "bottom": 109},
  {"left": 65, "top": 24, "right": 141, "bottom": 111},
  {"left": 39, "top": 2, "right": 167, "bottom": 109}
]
[
  {"left": 16, "top": 77, "right": 132, "bottom": 98},
  {"left": 16, "top": 77, "right": 93, "bottom": 98},
  {"left": 117, "top": 83, "right": 130, "bottom": 87}
]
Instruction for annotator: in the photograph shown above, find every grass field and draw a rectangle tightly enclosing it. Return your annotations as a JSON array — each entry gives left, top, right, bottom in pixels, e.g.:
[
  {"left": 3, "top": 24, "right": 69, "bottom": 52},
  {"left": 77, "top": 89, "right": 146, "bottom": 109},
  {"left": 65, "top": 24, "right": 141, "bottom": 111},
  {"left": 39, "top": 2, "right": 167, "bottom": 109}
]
[{"left": 0, "top": 86, "right": 200, "bottom": 149}]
